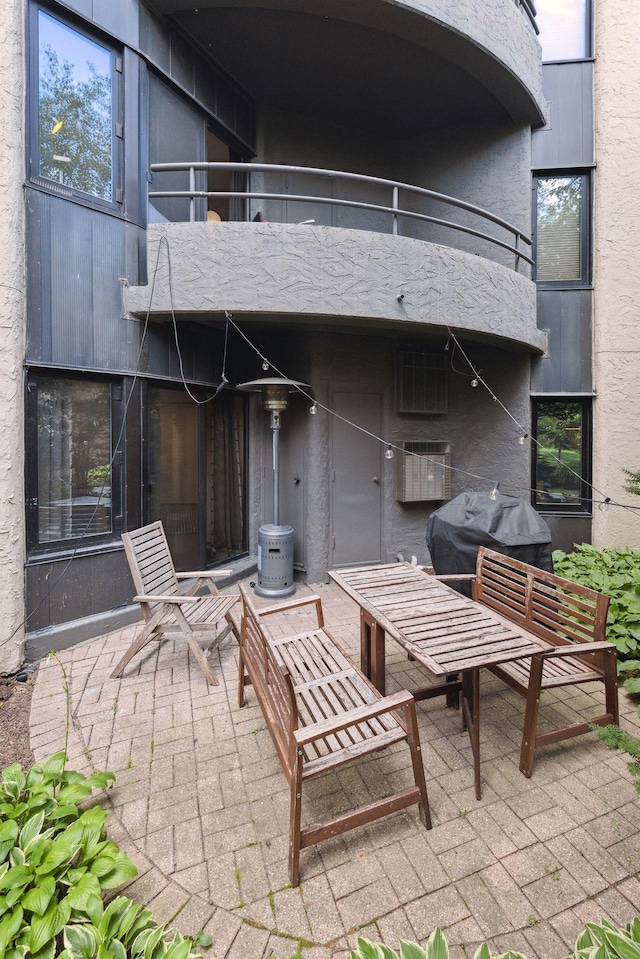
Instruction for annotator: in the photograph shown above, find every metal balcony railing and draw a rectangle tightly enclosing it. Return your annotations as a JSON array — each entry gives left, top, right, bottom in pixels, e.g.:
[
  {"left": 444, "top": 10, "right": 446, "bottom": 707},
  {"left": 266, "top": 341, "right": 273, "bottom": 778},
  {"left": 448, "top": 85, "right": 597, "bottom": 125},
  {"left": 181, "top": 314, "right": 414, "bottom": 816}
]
[
  {"left": 516, "top": 0, "right": 538, "bottom": 34},
  {"left": 149, "top": 162, "right": 534, "bottom": 271}
]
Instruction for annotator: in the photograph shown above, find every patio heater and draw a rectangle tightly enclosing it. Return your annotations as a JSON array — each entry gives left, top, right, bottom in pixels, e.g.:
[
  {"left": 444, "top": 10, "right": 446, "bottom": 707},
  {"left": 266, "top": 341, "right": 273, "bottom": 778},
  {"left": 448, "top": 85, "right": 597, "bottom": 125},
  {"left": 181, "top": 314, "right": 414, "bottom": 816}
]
[{"left": 236, "top": 377, "right": 310, "bottom": 598}]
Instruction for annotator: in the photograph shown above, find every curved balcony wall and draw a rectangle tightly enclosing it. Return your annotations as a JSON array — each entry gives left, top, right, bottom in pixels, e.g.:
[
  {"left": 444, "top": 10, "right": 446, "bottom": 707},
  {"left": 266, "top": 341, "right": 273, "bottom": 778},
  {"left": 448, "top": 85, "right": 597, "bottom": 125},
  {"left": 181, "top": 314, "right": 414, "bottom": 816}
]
[
  {"left": 146, "top": 0, "right": 545, "bottom": 128},
  {"left": 125, "top": 222, "right": 545, "bottom": 353}
]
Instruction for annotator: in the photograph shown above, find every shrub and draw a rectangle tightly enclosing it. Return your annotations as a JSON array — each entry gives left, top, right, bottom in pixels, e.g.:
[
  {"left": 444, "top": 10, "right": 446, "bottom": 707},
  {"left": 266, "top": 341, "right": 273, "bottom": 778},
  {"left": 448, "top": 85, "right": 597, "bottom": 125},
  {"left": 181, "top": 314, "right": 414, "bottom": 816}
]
[{"left": 0, "top": 752, "right": 204, "bottom": 959}]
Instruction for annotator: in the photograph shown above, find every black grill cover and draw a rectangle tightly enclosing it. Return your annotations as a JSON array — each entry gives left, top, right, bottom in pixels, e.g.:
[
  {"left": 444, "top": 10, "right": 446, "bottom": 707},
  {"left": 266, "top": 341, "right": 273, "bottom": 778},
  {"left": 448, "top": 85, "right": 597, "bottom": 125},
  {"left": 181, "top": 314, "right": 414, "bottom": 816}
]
[{"left": 426, "top": 491, "right": 553, "bottom": 596}]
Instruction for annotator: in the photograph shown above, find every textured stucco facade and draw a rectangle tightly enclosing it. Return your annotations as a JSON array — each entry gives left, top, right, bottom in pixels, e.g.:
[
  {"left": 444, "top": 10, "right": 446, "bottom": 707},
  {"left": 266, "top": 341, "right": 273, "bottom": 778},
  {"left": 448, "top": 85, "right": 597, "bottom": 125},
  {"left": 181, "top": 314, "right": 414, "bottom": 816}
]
[
  {"left": 0, "top": 0, "right": 25, "bottom": 672},
  {"left": 127, "top": 223, "right": 544, "bottom": 354},
  {"left": 592, "top": 0, "right": 640, "bottom": 545}
]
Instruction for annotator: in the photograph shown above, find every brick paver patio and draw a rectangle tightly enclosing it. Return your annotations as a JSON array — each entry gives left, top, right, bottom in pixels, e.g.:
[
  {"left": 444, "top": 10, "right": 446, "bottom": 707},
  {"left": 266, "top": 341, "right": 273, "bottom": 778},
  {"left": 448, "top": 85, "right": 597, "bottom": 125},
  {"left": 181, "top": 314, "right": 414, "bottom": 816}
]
[{"left": 30, "top": 579, "right": 640, "bottom": 959}]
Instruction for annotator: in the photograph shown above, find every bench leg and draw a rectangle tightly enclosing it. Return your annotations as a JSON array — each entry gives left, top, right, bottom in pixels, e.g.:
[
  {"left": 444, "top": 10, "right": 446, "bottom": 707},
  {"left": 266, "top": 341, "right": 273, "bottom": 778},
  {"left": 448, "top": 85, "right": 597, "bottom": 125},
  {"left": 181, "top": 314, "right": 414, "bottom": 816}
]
[
  {"left": 461, "top": 669, "right": 481, "bottom": 800},
  {"left": 289, "top": 751, "right": 304, "bottom": 887},
  {"left": 603, "top": 648, "right": 619, "bottom": 725},
  {"left": 403, "top": 702, "right": 432, "bottom": 829},
  {"left": 519, "top": 656, "right": 543, "bottom": 778},
  {"left": 360, "top": 611, "right": 386, "bottom": 695}
]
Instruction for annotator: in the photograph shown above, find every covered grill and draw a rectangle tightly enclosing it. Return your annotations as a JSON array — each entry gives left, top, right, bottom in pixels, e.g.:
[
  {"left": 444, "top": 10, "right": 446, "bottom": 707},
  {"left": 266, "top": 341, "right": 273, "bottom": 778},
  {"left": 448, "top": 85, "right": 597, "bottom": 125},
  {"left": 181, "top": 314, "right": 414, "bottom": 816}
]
[{"left": 426, "top": 491, "right": 553, "bottom": 595}]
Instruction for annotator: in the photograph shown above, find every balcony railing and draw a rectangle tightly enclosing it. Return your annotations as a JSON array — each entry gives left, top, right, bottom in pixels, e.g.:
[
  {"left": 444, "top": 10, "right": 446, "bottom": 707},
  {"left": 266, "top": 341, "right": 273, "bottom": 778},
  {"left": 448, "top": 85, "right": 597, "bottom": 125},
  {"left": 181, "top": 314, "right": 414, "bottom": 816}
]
[
  {"left": 149, "top": 162, "right": 534, "bottom": 272},
  {"left": 515, "top": 0, "right": 538, "bottom": 33}
]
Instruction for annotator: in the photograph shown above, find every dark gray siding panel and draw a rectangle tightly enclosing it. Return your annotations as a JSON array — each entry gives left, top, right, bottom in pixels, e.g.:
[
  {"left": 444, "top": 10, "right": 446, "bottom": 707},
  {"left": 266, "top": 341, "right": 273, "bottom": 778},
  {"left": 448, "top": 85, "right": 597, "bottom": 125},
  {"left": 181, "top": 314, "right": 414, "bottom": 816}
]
[
  {"left": 532, "top": 289, "right": 592, "bottom": 393},
  {"left": 25, "top": 548, "right": 133, "bottom": 633},
  {"left": 545, "top": 515, "right": 592, "bottom": 554},
  {"left": 532, "top": 62, "right": 594, "bottom": 169},
  {"left": 56, "top": 0, "right": 139, "bottom": 46},
  {"left": 26, "top": 192, "right": 127, "bottom": 369}
]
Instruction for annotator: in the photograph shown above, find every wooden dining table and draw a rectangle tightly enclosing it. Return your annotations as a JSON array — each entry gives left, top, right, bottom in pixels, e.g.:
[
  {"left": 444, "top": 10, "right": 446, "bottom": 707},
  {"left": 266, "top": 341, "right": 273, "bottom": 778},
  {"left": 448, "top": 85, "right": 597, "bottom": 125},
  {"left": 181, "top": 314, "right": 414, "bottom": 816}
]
[{"left": 328, "top": 562, "right": 544, "bottom": 798}]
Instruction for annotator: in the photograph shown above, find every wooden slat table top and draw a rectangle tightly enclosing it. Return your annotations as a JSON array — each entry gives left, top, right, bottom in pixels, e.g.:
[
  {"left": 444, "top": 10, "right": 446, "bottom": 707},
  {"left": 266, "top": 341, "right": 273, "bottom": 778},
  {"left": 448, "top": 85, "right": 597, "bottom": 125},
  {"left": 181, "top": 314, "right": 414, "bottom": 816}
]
[{"left": 329, "top": 563, "right": 544, "bottom": 675}]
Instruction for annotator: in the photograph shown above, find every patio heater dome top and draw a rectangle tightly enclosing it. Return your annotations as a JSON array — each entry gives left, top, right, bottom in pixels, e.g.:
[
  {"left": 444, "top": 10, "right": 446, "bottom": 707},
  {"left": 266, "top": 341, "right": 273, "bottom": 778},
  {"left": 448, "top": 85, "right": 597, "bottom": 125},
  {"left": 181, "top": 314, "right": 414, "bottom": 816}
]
[{"left": 236, "top": 377, "right": 311, "bottom": 412}]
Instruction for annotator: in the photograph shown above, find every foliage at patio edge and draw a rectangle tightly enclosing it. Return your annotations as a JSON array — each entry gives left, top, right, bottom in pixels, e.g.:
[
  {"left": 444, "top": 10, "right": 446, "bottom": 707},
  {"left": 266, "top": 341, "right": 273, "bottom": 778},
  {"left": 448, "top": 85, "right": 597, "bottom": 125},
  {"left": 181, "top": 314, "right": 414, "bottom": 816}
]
[
  {"left": 0, "top": 752, "right": 205, "bottom": 959},
  {"left": 552, "top": 544, "right": 640, "bottom": 699},
  {"left": 336, "top": 918, "right": 640, "bottom": 959}
]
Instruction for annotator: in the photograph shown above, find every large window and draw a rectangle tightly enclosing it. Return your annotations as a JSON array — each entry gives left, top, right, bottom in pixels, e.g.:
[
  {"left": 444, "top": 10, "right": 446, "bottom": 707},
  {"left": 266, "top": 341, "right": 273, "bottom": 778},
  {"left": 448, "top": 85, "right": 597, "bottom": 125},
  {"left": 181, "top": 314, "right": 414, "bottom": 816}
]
[
  {"left": 535, "top": 0, "right": 591, "bottom": 62},
  {"left": 27, "top": 375, "right": 122, "bottom": 550},
  {"left": 534, "top": 173, "right": 590, "bottom": 286},
  {"left": 31, "top": 6, "right": 120, "bottom": 204},
  {"left": 533, "top": 399, "right": 591, "bottom": 511}
]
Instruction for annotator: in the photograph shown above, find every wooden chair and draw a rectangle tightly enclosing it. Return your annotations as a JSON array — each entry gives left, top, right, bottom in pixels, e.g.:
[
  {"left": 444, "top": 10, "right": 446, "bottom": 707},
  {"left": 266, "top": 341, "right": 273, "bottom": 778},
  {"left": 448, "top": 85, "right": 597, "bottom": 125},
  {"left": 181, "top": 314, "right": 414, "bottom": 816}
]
[{"left": 112, "top": 521, "right": 239, "bottom": 685}]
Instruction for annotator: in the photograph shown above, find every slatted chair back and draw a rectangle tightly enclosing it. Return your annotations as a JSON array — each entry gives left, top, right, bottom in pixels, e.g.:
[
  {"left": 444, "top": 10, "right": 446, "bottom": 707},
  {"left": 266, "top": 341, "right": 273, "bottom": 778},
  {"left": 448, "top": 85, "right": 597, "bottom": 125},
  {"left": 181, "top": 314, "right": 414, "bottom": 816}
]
[
  {"left": 474, "top": 547, "right": 610, "bottom": 662},
  {"left": 122, "top": 521, "right": 180, "bottom": 617}
]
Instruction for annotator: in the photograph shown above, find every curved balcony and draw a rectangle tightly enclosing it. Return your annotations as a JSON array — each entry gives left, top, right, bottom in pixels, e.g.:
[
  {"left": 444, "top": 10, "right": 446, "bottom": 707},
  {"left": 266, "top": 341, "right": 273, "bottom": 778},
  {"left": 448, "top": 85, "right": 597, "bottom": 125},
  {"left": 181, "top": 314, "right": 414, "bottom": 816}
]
[
  {"left": 127, "top": 162, "right": 545, "bottom": 354},
  {"left": 144, "top": 0, "right": 545, "bottom": 131}
]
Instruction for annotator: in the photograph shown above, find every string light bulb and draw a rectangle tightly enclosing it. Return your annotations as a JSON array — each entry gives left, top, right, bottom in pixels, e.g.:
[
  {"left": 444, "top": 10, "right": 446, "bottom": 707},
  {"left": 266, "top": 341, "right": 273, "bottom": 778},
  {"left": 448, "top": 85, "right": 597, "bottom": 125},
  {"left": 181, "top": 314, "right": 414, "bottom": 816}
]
[
  {"left": 261, "top": 359, "right": 269, "bottom": 371},
  {"left": 309, "top": 402, "right": 318, "bottom": 415},
  {"left": 470, "top": 377, "right": 479, "bottom": 388},
  {"left": 519, "top": 432, "right": 528, "bottom": 445},
  {"left": 385, "top": 445, "right": 395, "bottom": 460},
  {"left": 489, "top": 482, "right": 500, "bottom": 500}
]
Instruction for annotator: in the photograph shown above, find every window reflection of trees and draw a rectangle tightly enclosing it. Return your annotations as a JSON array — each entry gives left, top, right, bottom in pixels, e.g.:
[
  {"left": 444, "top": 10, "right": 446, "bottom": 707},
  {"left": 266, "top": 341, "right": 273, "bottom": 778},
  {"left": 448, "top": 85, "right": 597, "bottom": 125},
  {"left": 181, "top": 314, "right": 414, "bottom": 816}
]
[
  {"left": 535, "top": 401, "right": 582, "bottom": 505},
  {"left": 536, "top": 176, "right": 582, "bottom": 282},
  {"left": 38, "top": 12, "right": 113, "bottom": 201}
]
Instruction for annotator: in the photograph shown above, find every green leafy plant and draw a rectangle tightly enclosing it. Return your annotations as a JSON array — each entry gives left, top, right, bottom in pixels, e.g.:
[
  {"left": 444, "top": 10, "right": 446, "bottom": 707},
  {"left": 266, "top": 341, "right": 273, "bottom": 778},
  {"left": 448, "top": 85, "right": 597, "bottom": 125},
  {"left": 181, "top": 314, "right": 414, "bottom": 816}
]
[
  {"left": 592, "top": 723, "right": 640, "bottom": 793},
  {"left": 623, "top": 469, "right": 640, "bottom": 498},
  {"left": 564, "top": 916, "right": 640, "bottom": 959},
  {"left": 347, "top": 928, "right": 526, "bottom": 959},
  {"left": 552, "top": 545, "right": 640, "bottom": 672},
  {"left": 0, "top": 753, "right": 204, "bottom": 959}
]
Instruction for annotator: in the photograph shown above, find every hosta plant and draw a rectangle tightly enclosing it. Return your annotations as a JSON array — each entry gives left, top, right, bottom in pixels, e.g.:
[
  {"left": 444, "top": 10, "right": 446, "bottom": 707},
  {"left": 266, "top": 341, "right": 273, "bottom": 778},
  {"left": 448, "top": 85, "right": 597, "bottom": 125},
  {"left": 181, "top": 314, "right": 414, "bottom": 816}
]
[
  {"left": 564, "top": 916, "right": 640, "bottom": 958},
  {"left": 0, "top": 752, "right": 204, "bottom": 958},
  {"left": 346, "top": 928, "right": 526, "bottom": 959}
]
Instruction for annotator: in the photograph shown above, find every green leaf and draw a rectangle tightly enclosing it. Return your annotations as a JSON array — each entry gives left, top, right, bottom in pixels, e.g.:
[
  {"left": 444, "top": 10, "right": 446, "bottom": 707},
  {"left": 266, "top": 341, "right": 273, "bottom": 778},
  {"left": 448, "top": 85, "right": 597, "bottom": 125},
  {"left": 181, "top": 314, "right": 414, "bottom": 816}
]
[
  {"left": 42, "top": 752, "right": 67, "bottom": 778},
  {"left": 22, "top": 876, "right": 56, "bottom": 916},
  {"left": 97, "top": 852, "right": 138, "bottom": 889},
  {"left": 66, "top": 872, "right": 102, "bottom": 911},
  {"left": 85, "top": 771, "right": 115, "bottom": 791},
  {"left": 399, "top": 940, "right": 429, "bottom": 959},
  {"left": 29, "top": 897, "right": 72, "bottom": 953},
  {"left": 163, "top": 939, "right": 196, "bottom": 959},
  {"left": 18, "top": 811, "right": 45, "bottom": 852},
  {"left": 602, "top": 929, "right": 640, "bottom": 959},
  {"left": 0, "top": 864, "right": 32, "bottom": 891},
  {"left": 355, "top": 939, "right": 388, "bottom": 959},
  {"left": 99, "top": 896, "right": 137, "bottom": 938},
  {"left": 46, "top": 804, "right": 80, "bottom": 822},
  {"left": 62, "top": 924, "right": 99, "bottom": 959},
  {"left": 56, "top": 783, "right": 93, "bottom": 806},
  {"left": 0, "top": 904, "right": 24, "bottom": 953},
  {"left": 0, "top": 821, "right": 19, "bottom": 844},
  {"left": 9, "top": 847, "right": 25, "bottom": 867},
  {"left": 35, "top": 836, "right": 79, "bottom": 875},
  {"left": 194, "top": 931, "right": 213, "bottom": 949},
  {"left": 27, "top": 940, "right": 56, "bottom": 959},
  {"left": 85, "top": 892, "right": 105, "bottom": 926},
  {"left": 473, "top": 946, "right": 492, "bottom": 959}
]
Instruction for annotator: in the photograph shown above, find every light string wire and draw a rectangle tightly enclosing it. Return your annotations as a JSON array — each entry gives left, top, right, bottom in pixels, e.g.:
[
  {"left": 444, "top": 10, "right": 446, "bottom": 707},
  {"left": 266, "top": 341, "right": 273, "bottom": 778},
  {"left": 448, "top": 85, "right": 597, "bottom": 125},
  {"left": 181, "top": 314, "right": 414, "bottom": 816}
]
[{"left": 446, "top": 329, "right": 640, "bottom": 516}]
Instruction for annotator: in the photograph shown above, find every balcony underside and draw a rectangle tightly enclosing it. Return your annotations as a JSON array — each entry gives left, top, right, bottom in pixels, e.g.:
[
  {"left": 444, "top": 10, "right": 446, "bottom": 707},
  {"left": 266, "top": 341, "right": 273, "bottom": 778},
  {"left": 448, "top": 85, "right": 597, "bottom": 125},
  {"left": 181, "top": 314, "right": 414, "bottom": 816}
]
[
  {"left": 126, "top": 223, "right": 545, "bottom": 354},
  {"left": 143, "top": 0, "right": 545, "bottom": 134}
]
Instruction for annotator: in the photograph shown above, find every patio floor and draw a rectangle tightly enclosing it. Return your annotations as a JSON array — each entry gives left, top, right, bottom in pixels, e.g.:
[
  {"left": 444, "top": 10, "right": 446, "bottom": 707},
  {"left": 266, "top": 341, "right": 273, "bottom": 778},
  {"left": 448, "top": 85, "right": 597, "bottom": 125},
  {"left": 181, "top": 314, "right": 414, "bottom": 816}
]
[{"left": 29, "top": 577, "right": 640, "bottom": 959}]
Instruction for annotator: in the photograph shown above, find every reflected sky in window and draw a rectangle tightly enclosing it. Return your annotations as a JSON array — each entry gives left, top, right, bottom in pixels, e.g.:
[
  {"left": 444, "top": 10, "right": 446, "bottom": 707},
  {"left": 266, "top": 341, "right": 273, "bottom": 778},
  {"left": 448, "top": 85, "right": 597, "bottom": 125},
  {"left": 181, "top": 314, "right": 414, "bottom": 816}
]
[{"left": 536, "top": 0, "right": 588, "bottom": 61}]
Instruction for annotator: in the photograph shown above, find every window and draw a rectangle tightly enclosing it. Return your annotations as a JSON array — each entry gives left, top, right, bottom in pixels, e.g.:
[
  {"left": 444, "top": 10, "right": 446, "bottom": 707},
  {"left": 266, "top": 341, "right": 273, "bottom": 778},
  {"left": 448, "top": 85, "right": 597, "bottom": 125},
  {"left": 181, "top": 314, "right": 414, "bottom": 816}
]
[
  {"left": 396, "top": 352, "right": 448, "bottom": 414},
  {"left": 534, "top": 173, "right": 590, "bottom": 286},
  {"left": 533, "top": 399, "right": 591, "bottom": 511},
  {"left": 27, "top": 375, "right": 122, "bottom": 550},
  {"left": 535, "top": 0, "right": 590, "bottom": 62},
  {"left": 31, "top": 7, "right": 120, "bottom": 204}
]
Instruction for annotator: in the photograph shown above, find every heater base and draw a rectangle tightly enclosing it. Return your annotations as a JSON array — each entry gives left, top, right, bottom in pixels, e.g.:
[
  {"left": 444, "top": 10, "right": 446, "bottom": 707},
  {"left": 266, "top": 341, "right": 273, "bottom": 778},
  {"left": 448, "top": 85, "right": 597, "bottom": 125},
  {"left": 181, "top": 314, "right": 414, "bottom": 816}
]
[{"left": 255, "top": 524, "right": 295, "bottom": 599}]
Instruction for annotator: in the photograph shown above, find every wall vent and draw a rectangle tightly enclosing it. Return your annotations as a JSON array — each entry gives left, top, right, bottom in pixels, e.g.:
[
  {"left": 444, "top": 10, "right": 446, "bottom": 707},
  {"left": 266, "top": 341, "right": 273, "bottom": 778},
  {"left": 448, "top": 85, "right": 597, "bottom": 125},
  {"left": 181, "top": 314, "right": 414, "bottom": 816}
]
[
  {"left": 396, "top": 351, "right": 448, "bottom": 414},
  {"left": 395, "top": 441, "right": 451, "bottom": 502}
]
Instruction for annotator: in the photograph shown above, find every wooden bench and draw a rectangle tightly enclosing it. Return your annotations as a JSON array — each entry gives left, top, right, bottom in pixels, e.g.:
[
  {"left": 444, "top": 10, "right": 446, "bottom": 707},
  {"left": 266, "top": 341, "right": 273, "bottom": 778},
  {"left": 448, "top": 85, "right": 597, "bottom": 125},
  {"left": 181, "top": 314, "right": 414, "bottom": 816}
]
[
  {"left": 237, "top": 582, "right": 431, "bottom": 886},
  {"left": 468, "top": 547, "right": 619, "bottom": 777}
]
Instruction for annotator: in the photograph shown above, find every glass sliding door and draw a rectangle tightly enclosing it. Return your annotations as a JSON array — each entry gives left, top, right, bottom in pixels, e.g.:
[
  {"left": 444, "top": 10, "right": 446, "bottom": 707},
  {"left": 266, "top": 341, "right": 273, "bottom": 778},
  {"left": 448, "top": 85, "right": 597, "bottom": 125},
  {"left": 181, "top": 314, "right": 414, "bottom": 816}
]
[{"left": 147, "top": 387, "right": 246, "bottom": 570}]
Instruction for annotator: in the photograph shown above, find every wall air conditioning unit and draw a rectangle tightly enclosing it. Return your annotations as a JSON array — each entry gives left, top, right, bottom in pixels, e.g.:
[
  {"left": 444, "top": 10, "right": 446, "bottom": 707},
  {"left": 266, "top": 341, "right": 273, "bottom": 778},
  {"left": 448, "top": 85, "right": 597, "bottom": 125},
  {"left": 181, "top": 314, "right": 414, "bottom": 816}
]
[{"left": 395, "top": 441, "right": 451, "bottom": 503}]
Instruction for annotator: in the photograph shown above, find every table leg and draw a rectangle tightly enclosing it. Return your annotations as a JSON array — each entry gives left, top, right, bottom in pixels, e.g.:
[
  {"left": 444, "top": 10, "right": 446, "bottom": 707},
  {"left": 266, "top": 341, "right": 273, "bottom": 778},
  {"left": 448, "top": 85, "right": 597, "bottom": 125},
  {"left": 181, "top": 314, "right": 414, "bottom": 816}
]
[
  {"left": 461, "top": 668, "right": 481, "bottom": 800},
  {"left": 360, "top": 610, "right": 386, "bottom": 695}
]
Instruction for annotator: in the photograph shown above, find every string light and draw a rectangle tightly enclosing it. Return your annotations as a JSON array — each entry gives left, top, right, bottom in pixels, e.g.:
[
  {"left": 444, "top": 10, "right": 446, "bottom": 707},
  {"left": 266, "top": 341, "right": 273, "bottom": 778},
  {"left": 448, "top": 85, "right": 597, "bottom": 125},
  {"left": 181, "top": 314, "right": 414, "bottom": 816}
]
[
  {"left": 261, "top": 359, "right": 269, "bottom": 371},
  {"left": 385, "top": 445, "right": 395, "bottom": 460},
  {"left": 470, "top": 377, "right": 479, "bottom": 388},
  {"left": 519, "top": 433, "right": 528, "bottom": 445},
  {"left": 489, "top": 482, "right": 500, "bottom": 500},
  {"left": 309, "top": 402, "right": 318, "bottom": 415}
]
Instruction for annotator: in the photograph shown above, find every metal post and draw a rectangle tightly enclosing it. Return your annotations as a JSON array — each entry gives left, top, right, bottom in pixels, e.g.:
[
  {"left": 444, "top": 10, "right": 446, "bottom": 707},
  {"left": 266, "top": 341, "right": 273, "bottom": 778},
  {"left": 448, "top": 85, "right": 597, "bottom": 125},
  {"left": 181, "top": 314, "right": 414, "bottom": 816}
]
[
  {"left": 271, "top": 411, "right": 281, "bottom": 526},
  {"left": 392, "top": 185, "right": 399, "bottom": 236},
  {"left": 189, "top": 166, "right": 195, "bottom": 222}
]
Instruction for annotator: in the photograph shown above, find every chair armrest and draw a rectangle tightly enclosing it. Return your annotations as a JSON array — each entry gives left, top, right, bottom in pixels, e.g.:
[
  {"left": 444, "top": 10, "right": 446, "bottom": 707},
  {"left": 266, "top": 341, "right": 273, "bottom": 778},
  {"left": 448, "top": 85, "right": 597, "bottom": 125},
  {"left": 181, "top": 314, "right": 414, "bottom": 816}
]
[
  {"left": 294, "top": 689, "right": 413, "bottom": 747},
  {"left": 258, "top": 594, "right": 324, "bottom": 626},
  {"left": 133, "top": 593, "right": 199, "bottom": 604},
  {"left": 536, "top": 641, "right": 616, "bottom": 658},
  {"left": 176, "top": 571, "right": 228, "bottom": 579},
  {"left": 434, "top": 574, "right": 477, "bottom": 583}
]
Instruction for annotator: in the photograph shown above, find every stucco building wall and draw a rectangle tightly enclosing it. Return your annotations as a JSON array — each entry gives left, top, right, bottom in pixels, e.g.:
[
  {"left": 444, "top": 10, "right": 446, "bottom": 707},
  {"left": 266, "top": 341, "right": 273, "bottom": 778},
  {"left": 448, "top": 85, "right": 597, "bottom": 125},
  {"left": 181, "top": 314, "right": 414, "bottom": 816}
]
[
  {"left": 592, "top": 0, "right": 640, "bottom": 546},
  {"left": 0, "top": 0, "right": 26, "bottom": 671}
]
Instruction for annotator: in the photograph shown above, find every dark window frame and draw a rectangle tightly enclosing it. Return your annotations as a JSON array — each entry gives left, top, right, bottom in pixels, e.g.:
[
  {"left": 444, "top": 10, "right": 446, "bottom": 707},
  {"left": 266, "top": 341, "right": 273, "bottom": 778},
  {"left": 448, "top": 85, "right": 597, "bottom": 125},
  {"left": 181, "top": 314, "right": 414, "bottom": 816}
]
[
  {"left": 27, "top": 2, "right": 124, "bottom": 213},
  {"left": 26, "top": 370, "right": 124, "bottom": 556},
  {"left": 531, "top": 397, "right": 592, "bottom": 515},
  {"left": 537, "top": 0, "right": 593, "bottom": 63},
  {"left": 532, "top": 171, "right": 591, "bottom": 289}
]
